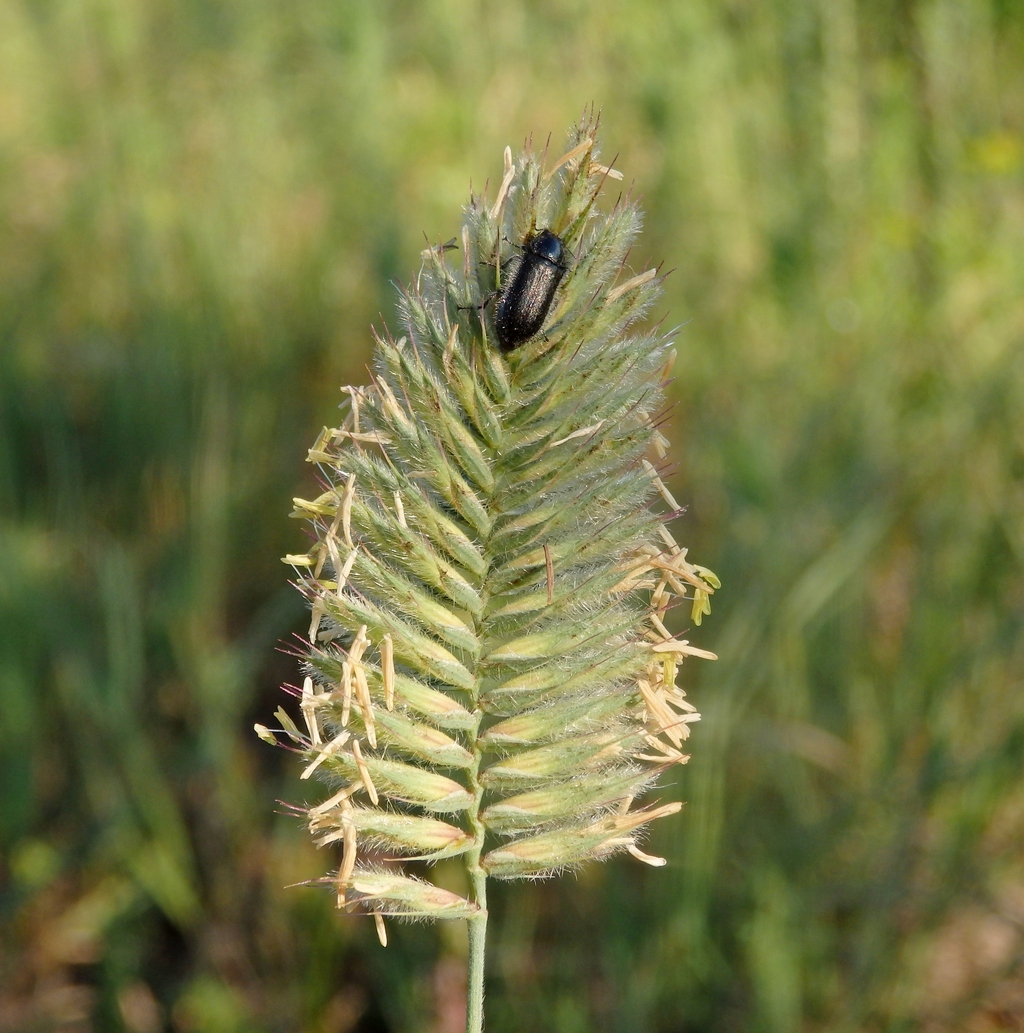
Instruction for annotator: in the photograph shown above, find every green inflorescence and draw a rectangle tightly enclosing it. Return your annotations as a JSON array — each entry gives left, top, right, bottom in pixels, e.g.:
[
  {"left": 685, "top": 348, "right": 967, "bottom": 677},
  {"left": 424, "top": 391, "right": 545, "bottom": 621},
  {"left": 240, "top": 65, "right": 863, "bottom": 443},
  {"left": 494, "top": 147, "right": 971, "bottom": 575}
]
[{"left": 264, "top": 113, "right": 718, "bottom": 1022}]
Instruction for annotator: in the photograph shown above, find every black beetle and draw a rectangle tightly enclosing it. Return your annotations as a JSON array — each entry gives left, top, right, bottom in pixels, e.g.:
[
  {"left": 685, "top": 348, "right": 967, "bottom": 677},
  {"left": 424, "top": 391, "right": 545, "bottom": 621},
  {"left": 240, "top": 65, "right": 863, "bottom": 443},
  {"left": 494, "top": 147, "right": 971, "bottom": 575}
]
[{"left": 494, "top": 229, "right": 567, "bottom": 352}]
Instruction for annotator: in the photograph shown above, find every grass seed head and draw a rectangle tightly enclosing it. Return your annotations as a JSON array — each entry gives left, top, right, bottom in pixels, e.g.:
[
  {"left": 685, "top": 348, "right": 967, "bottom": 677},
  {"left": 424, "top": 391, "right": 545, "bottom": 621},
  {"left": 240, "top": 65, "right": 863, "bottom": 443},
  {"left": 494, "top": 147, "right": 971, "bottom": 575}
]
[{"left": 265, "top": 113, "right": 718, "bottom": 934}]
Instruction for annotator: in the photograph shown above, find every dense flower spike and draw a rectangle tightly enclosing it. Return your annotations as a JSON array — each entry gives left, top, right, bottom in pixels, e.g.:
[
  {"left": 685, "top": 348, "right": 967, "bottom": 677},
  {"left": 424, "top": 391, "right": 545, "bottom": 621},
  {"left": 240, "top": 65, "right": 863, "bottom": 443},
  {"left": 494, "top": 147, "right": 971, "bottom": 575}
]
[{"left": 266, "top": 114, "right": 718, "bottom": 1019}]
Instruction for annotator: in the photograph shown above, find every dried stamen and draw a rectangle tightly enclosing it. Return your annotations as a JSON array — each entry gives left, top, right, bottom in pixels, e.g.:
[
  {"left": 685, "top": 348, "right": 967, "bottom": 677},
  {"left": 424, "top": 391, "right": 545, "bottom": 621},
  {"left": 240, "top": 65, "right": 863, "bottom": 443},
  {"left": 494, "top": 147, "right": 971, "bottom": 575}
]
[{"left": 381, "top": 634, "right": 395, "bottom": 711}]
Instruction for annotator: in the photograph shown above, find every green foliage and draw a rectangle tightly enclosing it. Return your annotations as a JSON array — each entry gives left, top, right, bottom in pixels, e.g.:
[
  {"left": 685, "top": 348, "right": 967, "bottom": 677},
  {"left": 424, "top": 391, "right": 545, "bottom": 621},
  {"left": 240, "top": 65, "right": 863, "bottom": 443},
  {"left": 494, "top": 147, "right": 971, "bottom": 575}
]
[{"left": 2, "top": 1, "right": 1023, "bottom": 1031}]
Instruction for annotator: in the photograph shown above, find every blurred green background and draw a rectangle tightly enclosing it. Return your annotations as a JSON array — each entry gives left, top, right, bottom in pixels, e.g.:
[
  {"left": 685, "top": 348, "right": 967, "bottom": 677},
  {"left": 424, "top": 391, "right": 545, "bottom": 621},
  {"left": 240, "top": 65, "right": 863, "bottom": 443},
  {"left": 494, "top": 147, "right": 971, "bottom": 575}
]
[{"left": 2, "top": 1, "right": 1023, "bottom": 1031}]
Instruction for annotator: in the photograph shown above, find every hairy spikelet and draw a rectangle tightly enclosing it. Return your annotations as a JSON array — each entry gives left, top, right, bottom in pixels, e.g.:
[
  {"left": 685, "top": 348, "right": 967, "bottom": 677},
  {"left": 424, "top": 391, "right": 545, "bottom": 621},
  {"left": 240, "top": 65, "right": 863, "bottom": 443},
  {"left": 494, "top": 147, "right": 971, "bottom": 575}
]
[{"left": 266, "top": 114, "right": 719, "bottom": 938}]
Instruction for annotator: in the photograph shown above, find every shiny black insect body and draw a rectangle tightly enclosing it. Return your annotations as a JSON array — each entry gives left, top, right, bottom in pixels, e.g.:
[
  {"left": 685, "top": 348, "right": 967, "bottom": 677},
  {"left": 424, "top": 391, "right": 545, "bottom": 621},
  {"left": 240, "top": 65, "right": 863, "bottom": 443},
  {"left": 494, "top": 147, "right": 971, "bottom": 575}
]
[{"left": 494, "top": 229, "right": 567, "bottom": 352}]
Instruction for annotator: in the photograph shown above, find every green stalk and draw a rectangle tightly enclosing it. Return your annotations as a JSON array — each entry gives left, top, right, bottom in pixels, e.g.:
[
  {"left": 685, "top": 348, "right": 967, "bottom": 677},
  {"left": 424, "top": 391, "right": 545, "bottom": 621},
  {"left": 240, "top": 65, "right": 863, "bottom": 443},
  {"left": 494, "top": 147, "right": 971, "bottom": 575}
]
[
  {"left": 465, "top": 604, "right": 489, "bottom": 1033},
  {"left": 466, "top": 870, "right": 488, "bottom": 1033}
]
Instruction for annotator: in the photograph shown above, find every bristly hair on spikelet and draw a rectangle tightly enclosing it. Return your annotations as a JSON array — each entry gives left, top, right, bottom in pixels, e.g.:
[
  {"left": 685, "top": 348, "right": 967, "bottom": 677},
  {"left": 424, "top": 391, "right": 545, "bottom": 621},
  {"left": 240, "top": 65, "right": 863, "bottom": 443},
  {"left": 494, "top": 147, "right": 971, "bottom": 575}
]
[{"left": 258, "top": 110, "right": 719, "bottom": 1028}]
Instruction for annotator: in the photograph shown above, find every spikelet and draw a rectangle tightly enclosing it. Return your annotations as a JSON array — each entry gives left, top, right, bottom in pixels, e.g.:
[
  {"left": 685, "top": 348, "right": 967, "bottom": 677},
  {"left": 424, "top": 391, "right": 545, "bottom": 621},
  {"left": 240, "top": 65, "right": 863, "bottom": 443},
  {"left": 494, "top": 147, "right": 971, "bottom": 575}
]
[{"left": 265, "top": 112, "right": 718, "bottom": 938}]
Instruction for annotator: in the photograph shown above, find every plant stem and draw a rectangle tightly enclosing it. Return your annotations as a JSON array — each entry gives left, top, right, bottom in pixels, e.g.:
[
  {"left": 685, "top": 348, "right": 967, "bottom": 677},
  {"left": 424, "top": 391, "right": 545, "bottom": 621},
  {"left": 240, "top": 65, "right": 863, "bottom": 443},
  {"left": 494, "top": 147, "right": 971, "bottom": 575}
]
[
  {"left": 465, "top": 574, "right": 491, "bottom": 1032},
  {"left": 466, "top": 870, "right": 488, "bottom": 1033},
  {"left": 465, "top": 734, "right": 488, "bottom": 1032}
]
